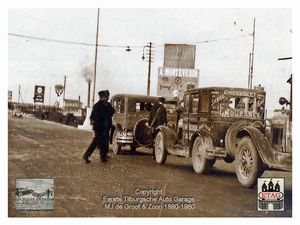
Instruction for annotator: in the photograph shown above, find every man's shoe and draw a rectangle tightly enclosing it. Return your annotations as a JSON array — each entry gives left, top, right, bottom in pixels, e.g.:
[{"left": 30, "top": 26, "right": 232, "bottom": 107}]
[
  {"left": 82, "top": 155, "right": 91, "bottom": 163},
  {"left": 101, "top": 157, "right": 108, "bottom": 163}
]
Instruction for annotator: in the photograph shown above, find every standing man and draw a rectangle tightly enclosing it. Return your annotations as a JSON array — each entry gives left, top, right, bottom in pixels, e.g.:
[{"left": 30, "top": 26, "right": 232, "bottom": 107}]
[
  {"left": 83, "top": 90, "right": 115, "bottom": 163},
  {"left": 148, "top": 96, "right": 167, "bottom": 159}
]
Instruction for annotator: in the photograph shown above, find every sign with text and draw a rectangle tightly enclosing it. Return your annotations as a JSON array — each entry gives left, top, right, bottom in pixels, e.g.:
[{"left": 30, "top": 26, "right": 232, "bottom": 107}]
[
  {"left": 157, "top": 67, "right": 199, "bottom": 99},
  {"left": 33, "top": 85, "right": 45, "bottom": 103},
  {"left": 8, "top": 90, "right": 12, "bottom": 102}
]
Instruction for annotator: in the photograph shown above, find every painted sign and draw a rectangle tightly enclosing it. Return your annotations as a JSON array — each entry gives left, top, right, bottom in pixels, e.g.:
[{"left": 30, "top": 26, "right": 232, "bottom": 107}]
[
  {"left": 210, "top": 89, "right": 265, "bottom": 119},
  {"left": 157, "top": 67, "right": 199, "bottom": 99},
  {"left": 33, "top": 85, "right": 45, "bottom": 103}
]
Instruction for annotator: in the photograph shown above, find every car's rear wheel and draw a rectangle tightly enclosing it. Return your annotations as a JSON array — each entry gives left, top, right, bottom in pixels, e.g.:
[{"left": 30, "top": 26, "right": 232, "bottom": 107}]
[
  {"left": 192, "top": 136, "right": 207, "bottom": 174},
  {"left": 155, "top": 131, "right": 167, "bottom": 164}
]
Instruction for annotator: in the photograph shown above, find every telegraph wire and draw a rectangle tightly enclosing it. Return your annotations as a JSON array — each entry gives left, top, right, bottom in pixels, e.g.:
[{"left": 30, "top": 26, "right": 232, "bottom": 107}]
[
  {"left": 8, "top": 33, "right": 127, "bottom": 48},
  {"left": 8, "top": 32, "right": 253, "bottom": 49},
  {"left": 195, "top": 33, "right": 252, "bottom": 44}
]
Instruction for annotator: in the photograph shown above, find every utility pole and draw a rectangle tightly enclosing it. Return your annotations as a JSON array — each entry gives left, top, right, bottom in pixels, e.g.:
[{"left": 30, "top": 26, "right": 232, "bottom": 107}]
[
  {"left": 248, "top": 18, "right": 256, "bottom": 89},
  {"left": 63, "top": 75, "right": 66, "bottom": 109},
  {"left": 142, "top": 42, "right": 154, "bottom": 95},
  {"left": 92, "top": 8, "right": 100, "bottom": 106}
]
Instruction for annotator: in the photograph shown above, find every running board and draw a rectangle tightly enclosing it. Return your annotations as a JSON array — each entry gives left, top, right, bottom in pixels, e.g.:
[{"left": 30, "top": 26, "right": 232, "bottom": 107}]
[{"left": 206, "top": 147, "right": 227, "bottom": 158}]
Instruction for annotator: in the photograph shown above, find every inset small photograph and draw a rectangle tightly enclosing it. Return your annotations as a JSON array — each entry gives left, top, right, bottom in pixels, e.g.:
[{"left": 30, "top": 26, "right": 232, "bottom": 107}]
[{"left": 15, "top": 178, "right": 54, "bottom": 211}]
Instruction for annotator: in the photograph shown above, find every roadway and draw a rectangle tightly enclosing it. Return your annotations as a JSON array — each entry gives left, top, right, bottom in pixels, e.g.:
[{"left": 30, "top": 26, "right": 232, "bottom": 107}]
[{"left": 8, "top": 112, "right": 292, "bottom": 217}]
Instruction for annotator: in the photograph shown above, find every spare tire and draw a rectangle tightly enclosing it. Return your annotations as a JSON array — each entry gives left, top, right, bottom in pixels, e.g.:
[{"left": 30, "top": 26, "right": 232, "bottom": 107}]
[
  {"left": 133, "top": 118, "right": 154, "bottom": 146},
  {"left": 225, "top": 120, "right": 251, "bottom": 159}
]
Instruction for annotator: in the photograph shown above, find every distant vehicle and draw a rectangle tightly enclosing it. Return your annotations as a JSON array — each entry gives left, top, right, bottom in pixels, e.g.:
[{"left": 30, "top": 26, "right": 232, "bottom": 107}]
[
  {"left": 110, "top": 94, "right": 160, "bottom": 154},
  {"left": 32, "top": 190, "right": 47, "bottom": 198},
  {"left": 153, "top": 86, "right": 292, "bottom": 188},
  {"left": 15, "top": 188, "right": 34, "bottom": 197},
  {"left": 12, "top": 104, "right": 23, "bottom": 118}
]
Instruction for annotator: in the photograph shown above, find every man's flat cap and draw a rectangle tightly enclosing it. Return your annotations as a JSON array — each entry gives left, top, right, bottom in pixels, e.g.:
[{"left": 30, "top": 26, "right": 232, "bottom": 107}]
[{"left": 98, "top": 90, "right": 110, "bottom": 97}]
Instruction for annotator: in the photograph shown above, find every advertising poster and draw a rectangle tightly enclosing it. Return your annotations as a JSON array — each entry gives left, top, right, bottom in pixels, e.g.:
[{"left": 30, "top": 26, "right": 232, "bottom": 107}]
[{"left": 6, "top": 5, "right": 297, "bottom": 224}]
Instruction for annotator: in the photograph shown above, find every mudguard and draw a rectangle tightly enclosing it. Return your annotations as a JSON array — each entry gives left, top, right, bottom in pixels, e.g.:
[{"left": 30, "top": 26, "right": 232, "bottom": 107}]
[
  {"left": 238, "top": 126, "right": 292, "bottom": 171},
  {"left": 155, "top": 125, "right": 177, "bottom": 153}
]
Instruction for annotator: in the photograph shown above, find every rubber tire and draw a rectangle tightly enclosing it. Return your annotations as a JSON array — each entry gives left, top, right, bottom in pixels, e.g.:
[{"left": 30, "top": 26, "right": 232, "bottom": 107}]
[
  {"left": 112, "top": 131, "right": 121, "bottom": 154},
  {"left": 155, "top": 131, "right": 167, "bottom": 164},
  {"left": 192, "top": 136, "right": 207, "bottom": 174},
  {"left": 235, "top": 136, "right": 263, "bottom": 188}
]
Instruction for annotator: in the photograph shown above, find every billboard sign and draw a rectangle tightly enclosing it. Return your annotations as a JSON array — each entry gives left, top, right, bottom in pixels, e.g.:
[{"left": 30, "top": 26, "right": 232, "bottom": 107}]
[
  {"left": 33, "top": 85, "right": 45, "bottom": 103},
  {"left": 8, "top": 91, "right": 12, "bottom": 102},
  {"left": 157, "top": 67, "right": 199, "bottom": 99},
  {"left": 163, "top": 44, "right": 196, "bottom": 69}
]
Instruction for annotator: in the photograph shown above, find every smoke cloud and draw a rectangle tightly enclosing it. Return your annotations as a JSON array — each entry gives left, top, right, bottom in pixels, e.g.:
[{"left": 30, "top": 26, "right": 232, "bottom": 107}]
[{"left": 80, "top": 55, "right": 94, "bottom": 83}]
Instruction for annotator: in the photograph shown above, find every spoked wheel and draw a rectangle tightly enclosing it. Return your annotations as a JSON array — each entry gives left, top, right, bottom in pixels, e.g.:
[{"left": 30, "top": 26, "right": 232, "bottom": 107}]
[
  {"left": 236, "top": 136, "right": 263, "bottom": 188},
  {"left": 155, "top": 131, "right": 167, "bottom": 164},
  {"left": 112, "top": 131, "right": 121, "bottom": 154},
  {"left": 192, "top": 136, "right": 207, "bottom": 174}
]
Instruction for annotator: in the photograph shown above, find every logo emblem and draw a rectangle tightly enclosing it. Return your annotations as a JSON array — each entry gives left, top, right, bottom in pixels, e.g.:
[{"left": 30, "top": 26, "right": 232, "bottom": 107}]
[{"left": 257, "top": 178, "right": 284, "bottom": 211}]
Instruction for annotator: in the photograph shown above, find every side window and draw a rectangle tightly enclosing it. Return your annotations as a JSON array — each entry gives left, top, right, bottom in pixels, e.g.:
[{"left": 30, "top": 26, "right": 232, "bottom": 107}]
[
  {"left": 135, "top": 102, "right": 147, "bottom": 112},
  {"left": 183, "top": 94, "right": 189, "bottom": 114},
  {"left": 191, "top": 93, "right": 199, "bottom": 114},
  {"left": 199, "top": 94, "right": 209, "bottom": 113},
  {"left": 145, "top": 102, "right": 153, "bottom": 111},
  {"left": 135, "top": 103, "right": 141, "bottom": 111},
  {"left": 113, "top": 98, "right": 125, "bottom": 114}
]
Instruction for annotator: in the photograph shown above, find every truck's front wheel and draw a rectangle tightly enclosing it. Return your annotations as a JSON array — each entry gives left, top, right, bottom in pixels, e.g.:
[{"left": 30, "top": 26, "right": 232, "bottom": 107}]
[
  {"left": 192, "top": 137, "right": 207, "bottom": 174},
  {"left": 236, "top": 136, "right": 263, "bottom": 188},
  {"left": 155, "top": 131, "right": 167, "bottom": 164}
]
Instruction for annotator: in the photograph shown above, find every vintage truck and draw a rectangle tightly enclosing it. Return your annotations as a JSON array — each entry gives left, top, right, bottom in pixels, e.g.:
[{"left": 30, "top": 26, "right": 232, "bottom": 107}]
[{"left": 153, "top": 86, "right": 292, "bottom": 188}]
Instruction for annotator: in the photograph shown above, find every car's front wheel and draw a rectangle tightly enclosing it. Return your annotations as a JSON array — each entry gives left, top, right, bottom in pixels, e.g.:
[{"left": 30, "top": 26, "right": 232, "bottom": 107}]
[
  {"left": 112, "top": 131, "right": 121, "bottom": 154},
  {"left": 235, "top": 136, "right": 263, "bottom": 188}
]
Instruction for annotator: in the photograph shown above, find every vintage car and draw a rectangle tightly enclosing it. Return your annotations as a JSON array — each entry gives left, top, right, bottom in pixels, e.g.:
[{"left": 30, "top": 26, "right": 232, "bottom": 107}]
[
  {"left": 32, "top": 189, "right": 48, "bottom": 198},
  {"left": 15, "top": 188, "right": 34, "bottom": 197},
  {"left": 110, "top": 94, "right": 160, "bottom": 154},
  {"left": 153, "top": 86, "right": 291, "bottom": 188},
  {"left": 12, "top": 104, "right": 23, "bottom": 118}
]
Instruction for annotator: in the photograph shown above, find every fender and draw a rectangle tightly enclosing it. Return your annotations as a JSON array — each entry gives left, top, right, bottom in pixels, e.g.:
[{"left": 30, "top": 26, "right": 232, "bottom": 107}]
[
  {"left": 110, "top": 123, "right": 122, "bottom": 144},
  {"left": 155, "top": 125, "right": 177, "bottom": 153},
  {"left": 238, "top": 126, "right": 292, "bottom": 171}
]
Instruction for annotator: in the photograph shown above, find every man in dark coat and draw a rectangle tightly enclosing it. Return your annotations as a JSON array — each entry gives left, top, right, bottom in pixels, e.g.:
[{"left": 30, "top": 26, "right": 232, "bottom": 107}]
[
  {"left": 83, "top": 90, "right": 115, "bottom": 163},
  {"left": 148, "top": 96, "right": 167, "bottom": 159},
  {"left": 149, "top": 97, "right": 167, "bottom": 131}
]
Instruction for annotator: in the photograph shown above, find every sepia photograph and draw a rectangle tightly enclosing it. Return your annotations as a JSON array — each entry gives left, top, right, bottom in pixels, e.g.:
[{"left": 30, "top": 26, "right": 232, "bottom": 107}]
[{"left": 4, "top": 1, "right": 299, "bottom": 223}]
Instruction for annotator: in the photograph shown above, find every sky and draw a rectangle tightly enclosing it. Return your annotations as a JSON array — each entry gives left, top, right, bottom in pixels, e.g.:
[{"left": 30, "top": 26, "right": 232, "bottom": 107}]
[{"left": 6, "top": 6, "right": 294, "bottom": 117}]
